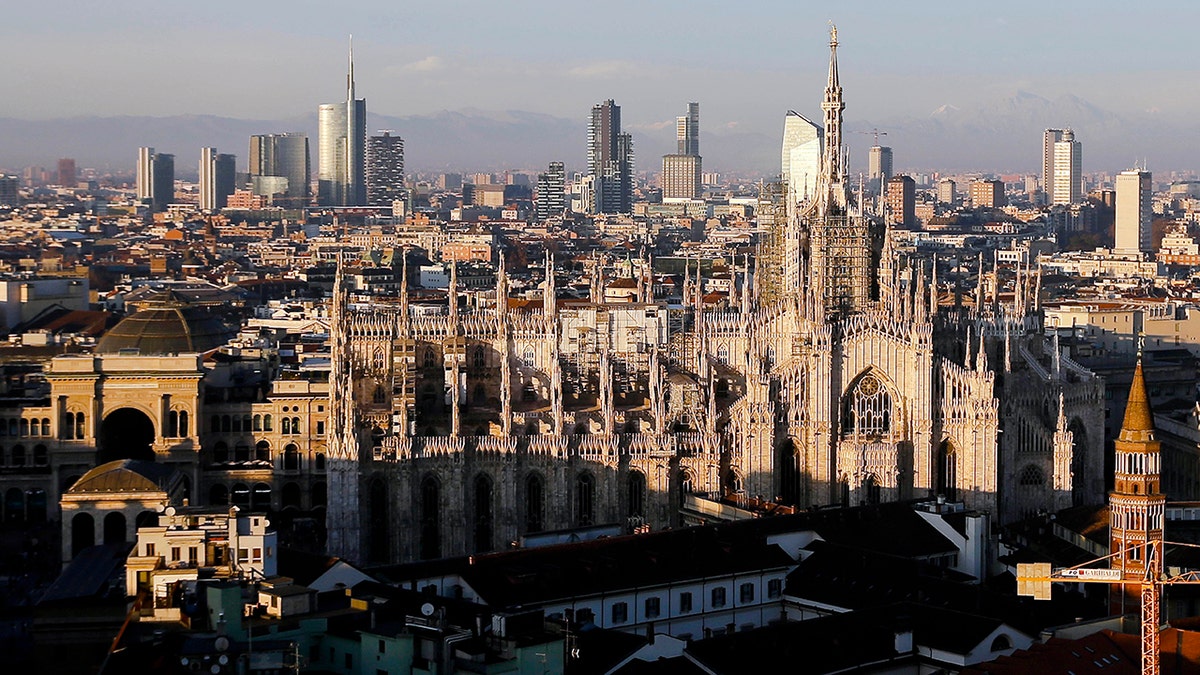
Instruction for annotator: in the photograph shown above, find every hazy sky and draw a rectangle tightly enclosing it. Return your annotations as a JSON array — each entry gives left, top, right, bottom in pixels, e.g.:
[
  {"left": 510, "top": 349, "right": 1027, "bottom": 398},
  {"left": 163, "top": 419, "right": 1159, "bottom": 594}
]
[{"left": 5, "top": 1, "right": 1200, "bottom": 166}]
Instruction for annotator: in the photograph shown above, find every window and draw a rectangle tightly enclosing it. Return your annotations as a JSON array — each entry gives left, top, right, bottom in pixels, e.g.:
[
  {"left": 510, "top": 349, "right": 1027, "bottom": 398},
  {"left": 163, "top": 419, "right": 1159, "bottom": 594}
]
[
  {"left": 253, "top": 414, "right": 262, "bottom": 431},
  {"left": 711, "top": 587, "right": 726, "bottom": 609},
  {"left": 611, "top": 602, "right": 628, "bottom": 624},
  {"left": 739, "top": 583, "right": 754, "bottom": 603},
  {"left": 767, "top": 579, "right": 782, "bottom": 599},
  {"left": 252, "top": 547, "right": 262, "bottom": 561},
  {"left": 263, "top": 414, "right": 273, "bottom": 431},
  {"left": 171, "top": 547, "right": 181, "bottom": 562},
  {"left": 145, "top": 543, "right": 155, "bottom": 557},
  {"left": 378, "top": 640, "right": 386, "bottom": 654},
  {"left": 189, "top": 547, "right": 198, "bottom": 564},
  {"left": 680, "top": 592, "right": 693, "bottom": 614},
  {"left": 316, "top": 420, "right": 325, "bottom": 435},
  {"left": 645, "top": 597, "right": 660, "bottom": 619},
  {"left": 239, "top": 548, "right": 249, "bottom": 562},
  {"left": 345, "top": 653, "right": 352, "bottom": 669}
]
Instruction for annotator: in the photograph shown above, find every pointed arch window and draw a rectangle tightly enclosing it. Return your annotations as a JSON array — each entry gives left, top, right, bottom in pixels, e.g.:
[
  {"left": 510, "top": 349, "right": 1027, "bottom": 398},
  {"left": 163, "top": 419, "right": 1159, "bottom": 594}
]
[
  {"left": 843, "top": 373, "right": 892, "bottom": 436},
  {"left": 937, "top": 440, "right": 957, "bottom": 502},
  {"left": 1019, "top": 465, "right": 1046, "bottom": 487},
  {"left": 525, "top": 472, "right": 545, "bottom": 533}
]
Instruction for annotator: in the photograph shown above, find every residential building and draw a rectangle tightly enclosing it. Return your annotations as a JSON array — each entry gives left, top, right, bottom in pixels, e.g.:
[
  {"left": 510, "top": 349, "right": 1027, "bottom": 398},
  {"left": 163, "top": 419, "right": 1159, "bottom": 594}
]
[
  {"left": 534, "top": 161, "right": 565, "bottom": 221},
  {"left": 970, "top": 179, "right": 1006, "bottom": 209},
  {"left": 587, "top": 99, "right": 633, "bottom": 213},
  {"left": 198, "top": 148, "right": 235, "bottom": 211},
  {"left": 1042, "top": 128, "right": 1065, "bottom": 203},
  {"left": 1115, "top": 169, "right": 1152, "bottom": 255},
  {"left": 136, "top": 147, "right": 174, "bottom": 212},
  {"left": 937, "top": 178, "right": 956, "bottom": 206},
  {"left": 367, "top": 131, "right": 405, "bottom": 207},
  {"left": 1052, "top": 129, "right": 1082, "bottom": 205},
  {"left": 885, "top": 175, "right": 916, "bottom": 227},
  {"left": 56, "top": 158, "right": 76, "bottom": 188}
]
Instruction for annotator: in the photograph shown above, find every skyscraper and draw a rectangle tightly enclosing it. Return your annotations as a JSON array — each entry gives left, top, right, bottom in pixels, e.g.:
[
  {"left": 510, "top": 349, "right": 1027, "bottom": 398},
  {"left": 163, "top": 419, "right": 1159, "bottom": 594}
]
[
  {"left": 535, "top": 161, "right": 565, "bottom": 221},
  {"left": 677, "top": 102, "right": 699, "bottom": 155},
  {"left": 662, "top": 102, "right": 702, "bottom": 201},
  {"left": 937, "top": 178, "right": 956, "bottom": 206},
  {"left": 587, "top": 99, "right": 633, "bottom": 214},
  {"left": 1115, "top": 168, "right": 1152, "bottom": 254},
  {"left": 367, "top": 131, "right": 405, "bottom": 207},
  {"left": 867, "top": 145, "right": 893, "bottom": 187},
  {"left": 198, "top": 148, "right": 236, "bottom": 211},
  {"left": 318, "top": 39, "right": 367, "bottom": 206},
  {"left": 1052, "top": 129, "right": 1082, "bottom": 205},
  {"left": 249, "top": 133, "right": 311, "bottom": 208},
  {"left": 56, "top": 158, "right": 76, "bottom": 188},
  {"left": 136, "top": 147, "right": 174, "bottom": 212},
  {"left": 781, "top": 111, "right": 821, "bottom": 203},
  {"left": 1042, "top": 129, "right": 1065, "bottom": 202}
]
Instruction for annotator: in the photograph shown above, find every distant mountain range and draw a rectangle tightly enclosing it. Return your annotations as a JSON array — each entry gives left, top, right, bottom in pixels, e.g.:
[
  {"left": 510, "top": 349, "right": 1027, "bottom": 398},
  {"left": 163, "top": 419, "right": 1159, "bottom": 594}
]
[{"left": 2, "top": 91, "right": 1195, "bottom": 177}]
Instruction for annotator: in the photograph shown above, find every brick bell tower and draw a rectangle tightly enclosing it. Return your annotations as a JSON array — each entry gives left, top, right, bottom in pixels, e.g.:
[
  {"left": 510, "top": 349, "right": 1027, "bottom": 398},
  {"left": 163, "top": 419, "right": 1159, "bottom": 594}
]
[{"left": 1109, "top": 355, "right": 1166, "bottom": 615}]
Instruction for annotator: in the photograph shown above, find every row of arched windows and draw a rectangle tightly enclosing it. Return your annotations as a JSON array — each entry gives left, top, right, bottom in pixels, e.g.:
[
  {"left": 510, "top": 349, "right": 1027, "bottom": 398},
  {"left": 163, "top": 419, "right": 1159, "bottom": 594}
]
[
  {"left": 4, "top": 487, "right": 47, "bottom": 525},
  {"left": 211, "top": 414, "right": 275, "bottom": 434},
  {"left": 0, "top": 418, "right": 51, "bottom": 438},
  {"left": 208, "top": 481, "right": 327, "bottom": 511},
  {"left": 0, "top": 444, "right": 48, "bottom": 467},
  {"left": 210, "top": 441, "right": 324, "bottom": 470}
]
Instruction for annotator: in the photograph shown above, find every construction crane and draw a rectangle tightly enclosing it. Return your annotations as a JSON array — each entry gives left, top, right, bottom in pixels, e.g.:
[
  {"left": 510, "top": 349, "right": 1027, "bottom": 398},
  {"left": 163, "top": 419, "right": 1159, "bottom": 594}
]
[
  {"left": 856, "top": 128, "right": 888, "bottom": 146},
  {"left": 1017, "top": 540, "right": 1200, "bottom": 675}
]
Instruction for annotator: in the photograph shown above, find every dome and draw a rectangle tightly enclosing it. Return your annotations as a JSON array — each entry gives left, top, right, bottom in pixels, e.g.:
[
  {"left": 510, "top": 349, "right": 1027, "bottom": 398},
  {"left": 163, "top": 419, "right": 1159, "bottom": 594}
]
[
  {"left": 97, "top": 293, "right": 234, "bottom": 355},
  {"left": 67, "top": 460, "right": 178, "bottom": 495}
]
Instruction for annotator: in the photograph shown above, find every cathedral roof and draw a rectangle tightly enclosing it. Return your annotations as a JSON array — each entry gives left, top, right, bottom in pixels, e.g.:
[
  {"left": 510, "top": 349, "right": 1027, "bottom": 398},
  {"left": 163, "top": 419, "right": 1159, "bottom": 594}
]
[
  {"left": 97, "top": 291, "right": 234, "bottom": 356},
  {"left": 1118, "top": 358, "right": 1155, "bottom": 443}
]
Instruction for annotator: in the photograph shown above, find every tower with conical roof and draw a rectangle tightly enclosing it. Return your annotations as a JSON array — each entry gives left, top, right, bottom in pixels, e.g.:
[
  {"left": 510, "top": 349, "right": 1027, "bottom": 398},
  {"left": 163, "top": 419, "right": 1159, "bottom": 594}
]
[{"left": 1109, "top": 355, "right": 1165, "bottom": 614}]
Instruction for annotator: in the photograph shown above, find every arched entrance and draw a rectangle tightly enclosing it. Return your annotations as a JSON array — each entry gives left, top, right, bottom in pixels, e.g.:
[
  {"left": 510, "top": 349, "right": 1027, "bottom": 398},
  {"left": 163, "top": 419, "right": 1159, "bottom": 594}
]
[
  {"left": 99, "top": 408, "right": 156, "bottom": 463},
  {"left": 71, "top": 513, "right": 95, "bottom": 557}
]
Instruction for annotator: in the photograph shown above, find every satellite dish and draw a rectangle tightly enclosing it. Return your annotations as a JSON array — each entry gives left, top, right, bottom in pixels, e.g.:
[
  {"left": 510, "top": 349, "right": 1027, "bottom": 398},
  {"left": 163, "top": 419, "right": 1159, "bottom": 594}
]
[
  {"left": 420, "top": 602, "right": 435, "bottom": 617},
  {"left": 214, "top": 636, "right": 230, "bottom": 652},
  {"left": 165, "top": 506, "right": 177, "bottom": 517}
]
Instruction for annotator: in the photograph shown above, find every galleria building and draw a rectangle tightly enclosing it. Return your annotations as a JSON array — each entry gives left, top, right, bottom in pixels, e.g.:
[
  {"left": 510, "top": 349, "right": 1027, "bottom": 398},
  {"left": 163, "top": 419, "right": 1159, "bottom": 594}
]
[{"left": 1, "top": 31, "right": 1104, "bottom": 566}]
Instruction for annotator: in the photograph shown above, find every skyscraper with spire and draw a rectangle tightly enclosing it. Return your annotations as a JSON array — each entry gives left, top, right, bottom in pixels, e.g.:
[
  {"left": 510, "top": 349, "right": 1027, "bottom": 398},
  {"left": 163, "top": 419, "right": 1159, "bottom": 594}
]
[{"left": 319, "top": 37, "right": 367, "bottom": 206}]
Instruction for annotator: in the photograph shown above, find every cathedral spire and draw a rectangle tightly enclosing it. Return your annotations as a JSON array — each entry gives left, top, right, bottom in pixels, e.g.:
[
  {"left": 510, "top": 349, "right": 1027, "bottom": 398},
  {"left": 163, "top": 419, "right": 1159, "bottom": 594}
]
[{"left": 820, "top": 24, "right": 845, "bottom": 197}]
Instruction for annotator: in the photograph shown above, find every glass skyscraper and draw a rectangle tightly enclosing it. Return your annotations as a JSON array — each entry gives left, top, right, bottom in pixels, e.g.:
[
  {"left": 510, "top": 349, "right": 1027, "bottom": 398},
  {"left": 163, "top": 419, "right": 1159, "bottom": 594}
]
[
  {"left": 781, "top": 111, "right": 821, "bottom": 203},
  {"left": 319, "top": 40, "right": 367, "bottom": 206},
  {"left": 249, "top": 133, "right": 311, "bottom": 208}
]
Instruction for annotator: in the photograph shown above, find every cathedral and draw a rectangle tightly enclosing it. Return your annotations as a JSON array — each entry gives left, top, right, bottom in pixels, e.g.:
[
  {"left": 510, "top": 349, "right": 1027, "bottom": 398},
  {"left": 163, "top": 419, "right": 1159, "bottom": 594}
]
[{"left": 325, "top": 27, "right": 1107, "bottom": 564}]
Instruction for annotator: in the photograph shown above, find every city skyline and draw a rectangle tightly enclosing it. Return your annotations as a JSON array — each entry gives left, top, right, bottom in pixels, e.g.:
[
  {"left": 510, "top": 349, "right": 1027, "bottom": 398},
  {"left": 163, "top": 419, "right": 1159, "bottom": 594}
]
[{"left": 5, "top": 3, "right": 1200, "bottom": 174}]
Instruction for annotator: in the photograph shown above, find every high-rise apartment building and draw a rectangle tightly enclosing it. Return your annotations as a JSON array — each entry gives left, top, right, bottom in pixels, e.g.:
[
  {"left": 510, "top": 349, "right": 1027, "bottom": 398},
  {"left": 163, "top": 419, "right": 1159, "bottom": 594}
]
[
  {"left": 1051, "top": 129, "right": 1082, "bottom": 205},
  {"left": 249, "top": 133, "right": 311, "bottom": 208},
  {"left": 1115, "top": 169, "right": 1152, "bottom": 255},
  {"left": 661, "top": 102, "right": 702, "bottom": 201},
  {"left": 868, "top": 145, "right": 893, "bottom": 188},
  {"left": 885, "top": 175, "right": 915, "bottom": 227},
  {"left": 367, "top": 131, "right": 406, "bottom": 207},
  {"left": 318, "top": 40, "right": 367, "bottom": 206},
  {"left": 56, "top": 158, "right": 76, "bottom": 188},
  {"left": 587, "top": 99, "right": 633, "bottom": 214},
  {"left": 781, "top": 111, "right": 822, "bottom": 203},
  {"left": 198, "top": 148, "right": 236, "bottom": 211},
  {"left": 937, "top": 178, "right": 956, "bottom": 206},
  {"left": 534, "top": 161, "right": 566, "bottom": 221},
  {"left": 969, "top": 179, "right": 1006, "bottom": 209},
  {"left": 0, "top": 176, "right": 17, "bottom": 206},
  {"left": 1042, "top": 129, "right": 1064, "bottom": 203},
  {"left": 136, "top": 147, "right": 174, "bottom": 212}
]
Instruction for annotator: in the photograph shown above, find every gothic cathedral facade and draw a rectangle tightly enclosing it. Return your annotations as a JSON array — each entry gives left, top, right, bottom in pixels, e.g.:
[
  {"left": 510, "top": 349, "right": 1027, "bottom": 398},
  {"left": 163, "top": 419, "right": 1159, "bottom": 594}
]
[{"left": 326, "top": 28, "right": 1105, "bottom": 564}]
